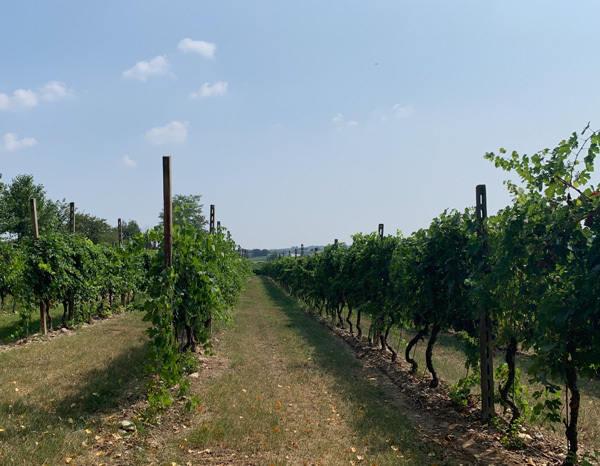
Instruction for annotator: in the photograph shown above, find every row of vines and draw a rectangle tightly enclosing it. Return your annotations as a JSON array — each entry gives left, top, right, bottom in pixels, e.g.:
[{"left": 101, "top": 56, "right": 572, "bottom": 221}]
[
  {"left": 0, "top": 234, "right": 152, "bottom": 333},
  {"left": 263, "top": 127, "right": 600, "bottom": 465},
  {"left": 0, "top": 207, "right": 252, "bottom": 416}
]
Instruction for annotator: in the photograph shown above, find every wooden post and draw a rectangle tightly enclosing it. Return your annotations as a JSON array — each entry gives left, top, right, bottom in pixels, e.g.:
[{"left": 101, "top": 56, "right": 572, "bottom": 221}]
[
  {"left": 378, "top": 223, "right": 384, "bottom": 240},
  {"left": 31, "top": 199, "right": 47, "bottom": 335},
  {"left": 207, "top": 205, "right": 215, "bottom": 336},
  {"left": 69, "top": 202, "right": 75, "bottom": 233},
  {"left": 301, "top": 244, "right": 304, "bottom": 257},
  {"left": 118, "top": 218, "right": 123, "bottom": 247},
  {"left": 217, "top": 220, "right": 221, "bottom": 232},
  {"left": 163, "top": 156, "right": 173, "bottom": 269},
  {"left": 476, "top": 184, "right": 495, "bottom": 423}
]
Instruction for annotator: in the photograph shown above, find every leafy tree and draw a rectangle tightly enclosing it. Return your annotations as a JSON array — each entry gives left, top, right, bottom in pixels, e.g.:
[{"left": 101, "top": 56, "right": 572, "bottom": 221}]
[
  {"left": 0, "top": 174, "right": 68, "bottom": 241},
  {"left": 121, "top": 219, "right": 142, "bottom": 242},
  {"left": 75, "top": 212, "right": 117, "bottom": 244},
  {"left": 158, "top": 194, "right": 207, "bottom": 231}
]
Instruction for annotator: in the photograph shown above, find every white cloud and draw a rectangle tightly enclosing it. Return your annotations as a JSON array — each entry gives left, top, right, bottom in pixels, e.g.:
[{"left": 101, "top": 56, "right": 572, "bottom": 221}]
[
  {"left": 123, "top": 55, "right": 170, "bottom": 82},
  {"left": 144, "top": 121, "right": 188, "bottom": 145},
  {"left": 177, "top": 38, "right": 216, "bottom": 58},
  {"left": 332, "top": 113, "right": 359, "bottom": 128},
  {"left": 189, "top": 81, "right": 228, "bottom": 99},
  {"left": 40, "top": 81, "right": 74, "bottom": 102},
  {"left": 0, "top": 133, "right": 37, "bottom": 152},
  {"left": 119, "top": 155, "right": 137, "bottom": 167},
  {"left": 391, "top": 104, "right": 413, "bottom": 118},
  {"left": 0, "top": 89, "right": 38, "bottom": 111}
]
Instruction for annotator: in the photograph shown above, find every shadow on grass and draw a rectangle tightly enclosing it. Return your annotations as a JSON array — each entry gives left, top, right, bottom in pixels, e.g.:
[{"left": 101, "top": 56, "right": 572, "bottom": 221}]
[
  {"left": 0, "top": 339, "right": 148, "bottom": 445},
  {"left": 259, "top": 276, "right": 435, "bottom": 463}
]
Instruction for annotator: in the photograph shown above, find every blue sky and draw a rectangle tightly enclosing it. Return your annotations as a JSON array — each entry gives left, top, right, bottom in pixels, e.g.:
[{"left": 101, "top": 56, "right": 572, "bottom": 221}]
[{"left": 1, "top": 1, "right": 599, "bottom": 249}]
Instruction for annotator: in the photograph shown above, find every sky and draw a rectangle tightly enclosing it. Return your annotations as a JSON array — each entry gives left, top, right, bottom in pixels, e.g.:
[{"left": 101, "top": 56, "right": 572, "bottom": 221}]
[{"left": 1, "top": 1, "right": 600, "bottom": 249}]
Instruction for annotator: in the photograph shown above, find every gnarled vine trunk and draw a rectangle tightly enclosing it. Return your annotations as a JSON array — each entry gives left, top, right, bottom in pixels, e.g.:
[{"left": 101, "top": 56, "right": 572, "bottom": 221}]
[
  {"left": 405, "top": 324, "right": 429, "bottom": 373},
  {"left": 336, "top": 303, "right": 344, "bottom": 328},
  {"left": 346, "top": 304, "right": 353, "bottom": 334},
  {"left": 499, "top": 336, "right": 520, "bottom": 425},
  {"left": 425, "top": 323, "right": 441, "bottom": 387},
  {"left": 383, "top": 319, "right": 397, "bottom": 362},
  {"left": 563, "top": 338, "right": 580, "bottom": 465}
]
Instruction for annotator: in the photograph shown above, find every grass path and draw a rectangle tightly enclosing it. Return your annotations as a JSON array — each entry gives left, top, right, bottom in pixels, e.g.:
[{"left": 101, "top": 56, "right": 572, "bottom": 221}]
[
  {"left": 156, "top": 276, "right": 447, "bottom": 466},
  {"left": 0, "top": 311, "right": 148, "bottom": 465}
]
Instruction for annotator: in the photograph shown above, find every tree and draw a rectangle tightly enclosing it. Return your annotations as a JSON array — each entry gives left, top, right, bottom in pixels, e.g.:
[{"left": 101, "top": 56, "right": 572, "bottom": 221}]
[
  {"left": 158, "top": 194, "right": 207, "bottom": 231},
  {"left": 75, "top": 212, "right": 117, "bottom": 244},
  {"left": 0, "top": 174, "right": 68, "bottom": 241},
  {"left": 121, "top": 219, "right": 142, "bottom": 242}
]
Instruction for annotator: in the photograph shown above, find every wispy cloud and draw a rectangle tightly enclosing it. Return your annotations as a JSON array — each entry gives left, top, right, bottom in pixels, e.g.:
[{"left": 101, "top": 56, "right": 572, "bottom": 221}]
[
  {"left": 391, "top": 104, "right": 413, "bottom": 118},
  {"left": 332, "top": 113, "right": 359, "bottom": 128},
  {"left": 123, "top": 55, "right": 170, "bottom": 82},
  {"left": 0, "top": 132, "right": 37, "bottom": 152},
  {"left": 40, "top": 81, "right": 74, "bottom": 102},
  {"left": 0, "top": 89, "right": 38, "bottom": 111},
  {"left": 189, "top": 81, "right": 228, "bottom": 99},
  {"left": 177, "top": 38, "right": 216, "bottom": 58},
  {"left": 119, "top": 155, "right": 137, "bottom": 167},
  {"left": 144, "top": 121, "right": 188, "bottom": 145}
]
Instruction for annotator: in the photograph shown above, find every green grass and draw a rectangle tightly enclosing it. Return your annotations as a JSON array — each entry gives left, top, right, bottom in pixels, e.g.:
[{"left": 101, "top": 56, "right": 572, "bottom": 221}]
[
  {"left": 249, "top": 255, "right": 268, "bottom": 263},
  {"left": 0, "top": 310, "right": 149, "bottom": 465},
  {"left": 174, "top": 276, "right": 452, "bottom": 465}
]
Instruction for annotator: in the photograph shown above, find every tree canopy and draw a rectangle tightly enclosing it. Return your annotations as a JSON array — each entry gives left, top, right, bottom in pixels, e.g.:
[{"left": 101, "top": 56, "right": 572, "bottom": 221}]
[
  {"left": 0, "top": 174, "right": 68, "bottom": 241},
  {"left": 158, "top": 194, "right": 207, "bottom": 231}
]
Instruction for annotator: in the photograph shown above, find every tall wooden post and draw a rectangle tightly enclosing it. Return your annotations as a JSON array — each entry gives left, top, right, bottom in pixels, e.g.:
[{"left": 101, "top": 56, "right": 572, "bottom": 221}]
[
  {"left": 31, "top": 199, "right": 47, "bottom": 335},
  {"left": 163, "top": 156, "right": 173, "bottom": 269},
  {"left": 69, "top": 202, "right": 75, "bottom": 233},
  {"left": 118, "top": 218, "right": 123, "bottom": 247},
  {"left": 301, "top": 244, "right": 304, "bottom": 257},
  {"left": 476, "top": 184, "right": 495, "bottom": 423},
  {"left": 210, "top": 205, "right": 215, "bottom": 233},
  {"left": 30, "top": 198, "right": 39, "bottom": 239},
  {"left": 378, "top": 223, "right": 384, "bottom": 240}
]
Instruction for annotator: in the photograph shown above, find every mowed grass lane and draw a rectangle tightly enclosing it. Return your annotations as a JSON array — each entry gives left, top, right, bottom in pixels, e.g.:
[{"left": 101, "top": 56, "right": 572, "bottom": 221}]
[{"left": 174, "top": 276, "right": 447, "bottom": 466}]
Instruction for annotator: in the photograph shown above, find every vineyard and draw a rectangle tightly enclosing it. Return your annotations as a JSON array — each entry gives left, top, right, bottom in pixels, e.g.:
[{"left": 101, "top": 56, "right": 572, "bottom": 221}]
[
  {"left": 262, "top": 128, "right": 600, "bottom": 465},
  {"left": 0, "top": 130, "right": 600, "bottom": 465}
]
